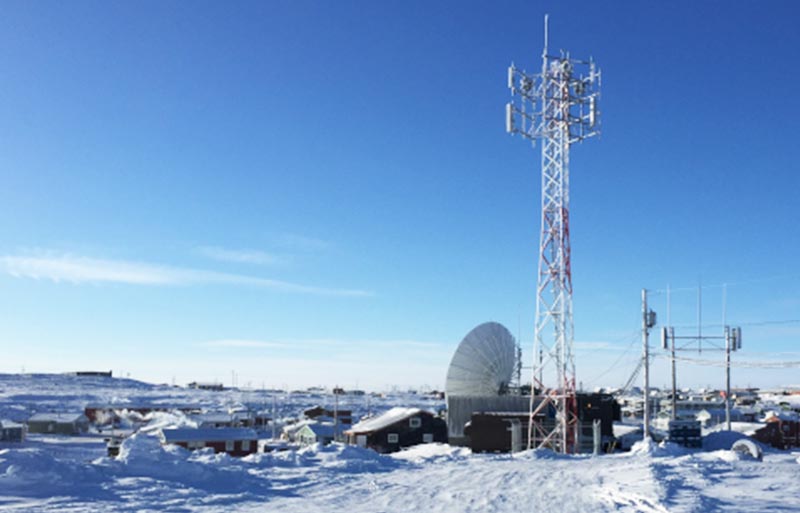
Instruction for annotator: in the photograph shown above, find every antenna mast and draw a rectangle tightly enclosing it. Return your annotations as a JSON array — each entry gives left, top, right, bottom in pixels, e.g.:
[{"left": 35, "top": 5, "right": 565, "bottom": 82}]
[{"left": 506, "top": 15, "right": 601, "bottom": 453}]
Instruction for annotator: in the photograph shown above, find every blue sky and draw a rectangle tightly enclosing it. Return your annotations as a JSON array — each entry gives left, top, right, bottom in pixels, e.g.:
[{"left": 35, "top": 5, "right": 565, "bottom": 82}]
[{"left": 1, "top": 1, "right": 799, "bottom": 390}]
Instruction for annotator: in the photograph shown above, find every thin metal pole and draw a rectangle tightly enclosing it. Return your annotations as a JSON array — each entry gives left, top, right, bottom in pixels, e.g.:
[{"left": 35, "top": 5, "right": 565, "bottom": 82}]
[
  {"left": 723, "top": 284, "right": 731, "bottom": 431},
  {"left": 668, "top": 284, "right": 676, "bottom": 421},
  {"left": 334, "top": 388, "right": 339, "bottom": 442},
  {"left": 271, "top": 393, "right": 277, "bottom": 440},
  {"left": 670, "top": 328, "right": 676, "bottom": 420},
  {"left": 725, "top": 327, "right": 732, "bottom": 430},
  {"left": 642, "top": 288, "right": 650, "bottom": 440}
]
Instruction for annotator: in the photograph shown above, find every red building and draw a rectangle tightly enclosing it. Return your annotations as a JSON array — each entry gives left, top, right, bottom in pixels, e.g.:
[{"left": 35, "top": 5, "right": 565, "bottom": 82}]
[
  {"left": 159, "top": 428, "right": 259, "bottom": 457},
  {"left": 752, "top": 417, "right": 800, "bottom": 450}
]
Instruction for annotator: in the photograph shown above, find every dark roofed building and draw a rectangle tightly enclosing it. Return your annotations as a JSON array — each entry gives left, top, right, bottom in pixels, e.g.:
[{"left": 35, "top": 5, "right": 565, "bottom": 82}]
[
  {"left": 459, "top": 393, "right": 619, "bottom": 454},
  {"left": 0, "top": 420, "right": 26, "bottom": 442},
  {"left": 344, "top": 407, "right": 446, "bottom": 453},
  {"left": 304, "top": 406, "right": 352, "bottom": 425},
  {"left": 464, "top": 412, "right": 533, "bottom": 453}
]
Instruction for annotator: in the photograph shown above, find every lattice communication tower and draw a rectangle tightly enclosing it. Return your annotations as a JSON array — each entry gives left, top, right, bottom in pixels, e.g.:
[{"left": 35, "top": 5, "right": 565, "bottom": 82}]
[{"left": 506, "top": 15, "right": 601, "bottom": 453}]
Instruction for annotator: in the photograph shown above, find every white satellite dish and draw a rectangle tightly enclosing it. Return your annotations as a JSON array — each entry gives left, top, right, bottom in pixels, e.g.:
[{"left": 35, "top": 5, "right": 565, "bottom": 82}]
[{"left": 446, "top": 322, "right": 517, "bottom": 397}]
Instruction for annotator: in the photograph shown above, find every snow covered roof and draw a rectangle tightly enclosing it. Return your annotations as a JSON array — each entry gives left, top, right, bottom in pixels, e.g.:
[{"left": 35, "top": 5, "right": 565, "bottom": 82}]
[
  {"left": 160, "top": 427, "right": 258, "bottom": 443},
  {"left": 192, "top": 412, "right": 247, "bottom": 423},
  {"left": 300, "top": 422, "right": 337, "bottom": 438},
  {"left": 346, "top": 407, "right": 425, "bottom": 434},
  {"left": 28, "top": 413, "right": 87, "bottom": 423},
  {"left": 282, "top": 419, "right": 315, "bottom": 435},
  {"left": 0, "top": 420, "right": 24, "bottom": 429}
]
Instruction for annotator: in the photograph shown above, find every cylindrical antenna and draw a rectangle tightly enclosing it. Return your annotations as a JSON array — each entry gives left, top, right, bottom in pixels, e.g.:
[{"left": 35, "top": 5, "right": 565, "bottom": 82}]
[{"left": 543, "top": 14, "right": 549, "bottom": 57}]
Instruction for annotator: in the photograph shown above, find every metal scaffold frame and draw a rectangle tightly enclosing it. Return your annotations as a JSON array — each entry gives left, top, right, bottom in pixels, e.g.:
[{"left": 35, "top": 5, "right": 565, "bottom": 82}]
[{"left": 506, "top": 15, "right": 601, "bottom": 453}]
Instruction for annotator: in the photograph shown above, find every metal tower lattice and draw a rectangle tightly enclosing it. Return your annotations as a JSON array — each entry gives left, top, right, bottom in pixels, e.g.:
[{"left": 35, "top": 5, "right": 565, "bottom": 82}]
[{"left": 506, "top": 15, "right": 600, "bottom": 453}]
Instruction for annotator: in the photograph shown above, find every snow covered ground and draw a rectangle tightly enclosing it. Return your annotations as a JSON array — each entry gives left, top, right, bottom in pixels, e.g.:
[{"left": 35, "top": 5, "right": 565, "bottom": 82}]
[{"left": 1, "top": 375, "right": 799, "bottom": 512}]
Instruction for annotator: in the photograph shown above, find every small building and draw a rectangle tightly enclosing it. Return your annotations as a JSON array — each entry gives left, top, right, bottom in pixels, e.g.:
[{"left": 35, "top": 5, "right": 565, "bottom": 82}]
[
  {"left": 752, "top": 416, "right": 800, "bottom": 450},
  {"left": 667, "top": 420, "right": 702, "bottom": 448},
  {"left": 192, "top": 412, "right": 253, "bottom": 429},
  {"left": 0, "top": 420, "right": 26, "bottom": 442},
  {"left": 304, "top": 406, "right": 352, "bottom": 425},
  {"left": 344, "top": 407, "right": 447, "bottom": 453},
  {"left": 70, "top": 371, "right": 113, "bottom": 378},
  {"left": 253, "top": 412, "right": 272, "bottom": 429},
  {"left": 281, "top": 419, "right": 312, "bottom": 442},
  {"left": 282, "top": 417, "right": 347, "bottom": 443},
  {"left": 695, "top": 408, "right": 747, "bottom": 427},
  {"left": 297, "top": 422, "right": 336, "bottom": 446},
  {"left": 160, "top": 427, "right": 259, "bottom": 456},
  {"left": 27, "top": 413, "right": 89, "bottom": 435},
  {"left": 464, "top": 412, "right": 532, "bottom": 453},
  {"left": 458, "top": 393, "right": 619, "bottom": 454},
  {"left": 187, "top": 382, "right": 224, "bottom": 391},
  {"left": 576, "top": 393, "right": 620, "bottom": 453},
  {"left": 732, "top": 388, "right": 760, "bottom": 406}
]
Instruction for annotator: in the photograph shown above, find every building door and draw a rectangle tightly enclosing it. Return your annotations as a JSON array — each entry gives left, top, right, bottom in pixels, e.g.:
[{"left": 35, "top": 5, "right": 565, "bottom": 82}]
[{"left": 356, "top": 435, "right": 367, "bottom": 447}]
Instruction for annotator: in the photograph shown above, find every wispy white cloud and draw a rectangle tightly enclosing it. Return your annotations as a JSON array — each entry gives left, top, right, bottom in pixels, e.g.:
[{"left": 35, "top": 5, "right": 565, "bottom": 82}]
[
  {"left": 198, "top": 246, "right": 284, "bottom": 266},
  {"left": 0, "top": 253, "right": 372, "bottom": 297},
  {"left": 1, "top": 254, "right": 181, "bottom": 285}
]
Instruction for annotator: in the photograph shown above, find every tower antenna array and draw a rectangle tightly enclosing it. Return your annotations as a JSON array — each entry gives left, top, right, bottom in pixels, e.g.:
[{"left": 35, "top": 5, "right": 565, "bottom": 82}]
[{"left": 506, "top": 15, "right": 601, "bottom": 453}]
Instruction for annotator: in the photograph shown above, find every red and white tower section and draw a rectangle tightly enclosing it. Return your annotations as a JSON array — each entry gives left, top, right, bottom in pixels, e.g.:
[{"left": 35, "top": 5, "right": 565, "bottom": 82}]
[{"left": 506, "top": 15, "right": 601, "bottom": 453}]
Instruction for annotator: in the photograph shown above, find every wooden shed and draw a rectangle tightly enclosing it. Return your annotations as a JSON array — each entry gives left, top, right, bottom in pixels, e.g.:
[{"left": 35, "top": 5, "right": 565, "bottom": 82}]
[
  {"left": 344, "top": 407, "right": 446, "bottom": 453},
  {"left": 159, "top": 427, "right": 259, "bottom": 457}
]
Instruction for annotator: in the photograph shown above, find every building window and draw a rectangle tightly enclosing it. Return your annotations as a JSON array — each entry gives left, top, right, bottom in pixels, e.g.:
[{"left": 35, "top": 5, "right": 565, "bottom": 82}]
[
  {"left": 241, "top": 440, "right": 251, "bottom": 451},
  {"left": 225, "top": 440, "right": 235, "bottom": 452},
  {"left": 387, "top": 433, "right": 399, "bottom": 444},
  {"left": 423, "top": 433, "right": 434, "bottom": 443},
  {"left": 409, "top": 417, "right": 421, "bottom": 428}
]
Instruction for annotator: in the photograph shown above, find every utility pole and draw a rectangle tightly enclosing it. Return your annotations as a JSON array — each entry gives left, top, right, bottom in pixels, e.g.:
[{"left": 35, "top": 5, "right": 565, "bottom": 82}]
[
  {"left": 724, "top": 326, "right": 742, "bottom": 430},
  {"left": 641, "top": 289, "right": 656, "bottom": 440},
  {"left": 725, "top": 327, "right": 732, "bottom": 430},
  {"left": 669, "top": 326, "right": 677, "bottom": 420},
  {"left": 333, "top": 386, "right": 340, "bottom": 442},
  {"left": 662, "top": 321, "right": 742, "bottom": 430},
  {"left": 507, "top": 14, "right": 601, "bottom": 454}
]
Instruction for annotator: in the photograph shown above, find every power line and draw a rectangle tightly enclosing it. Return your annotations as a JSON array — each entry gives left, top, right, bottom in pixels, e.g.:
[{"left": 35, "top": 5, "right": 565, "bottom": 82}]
[
  {"left": 658, "top": 318, "right": 800, "bottom": 331},
  {"left": 655, "top": 353, "right": 800, "bottom": 369},
  {"left": 582, "top": 330, "right": 641, "bottom": 387}
]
